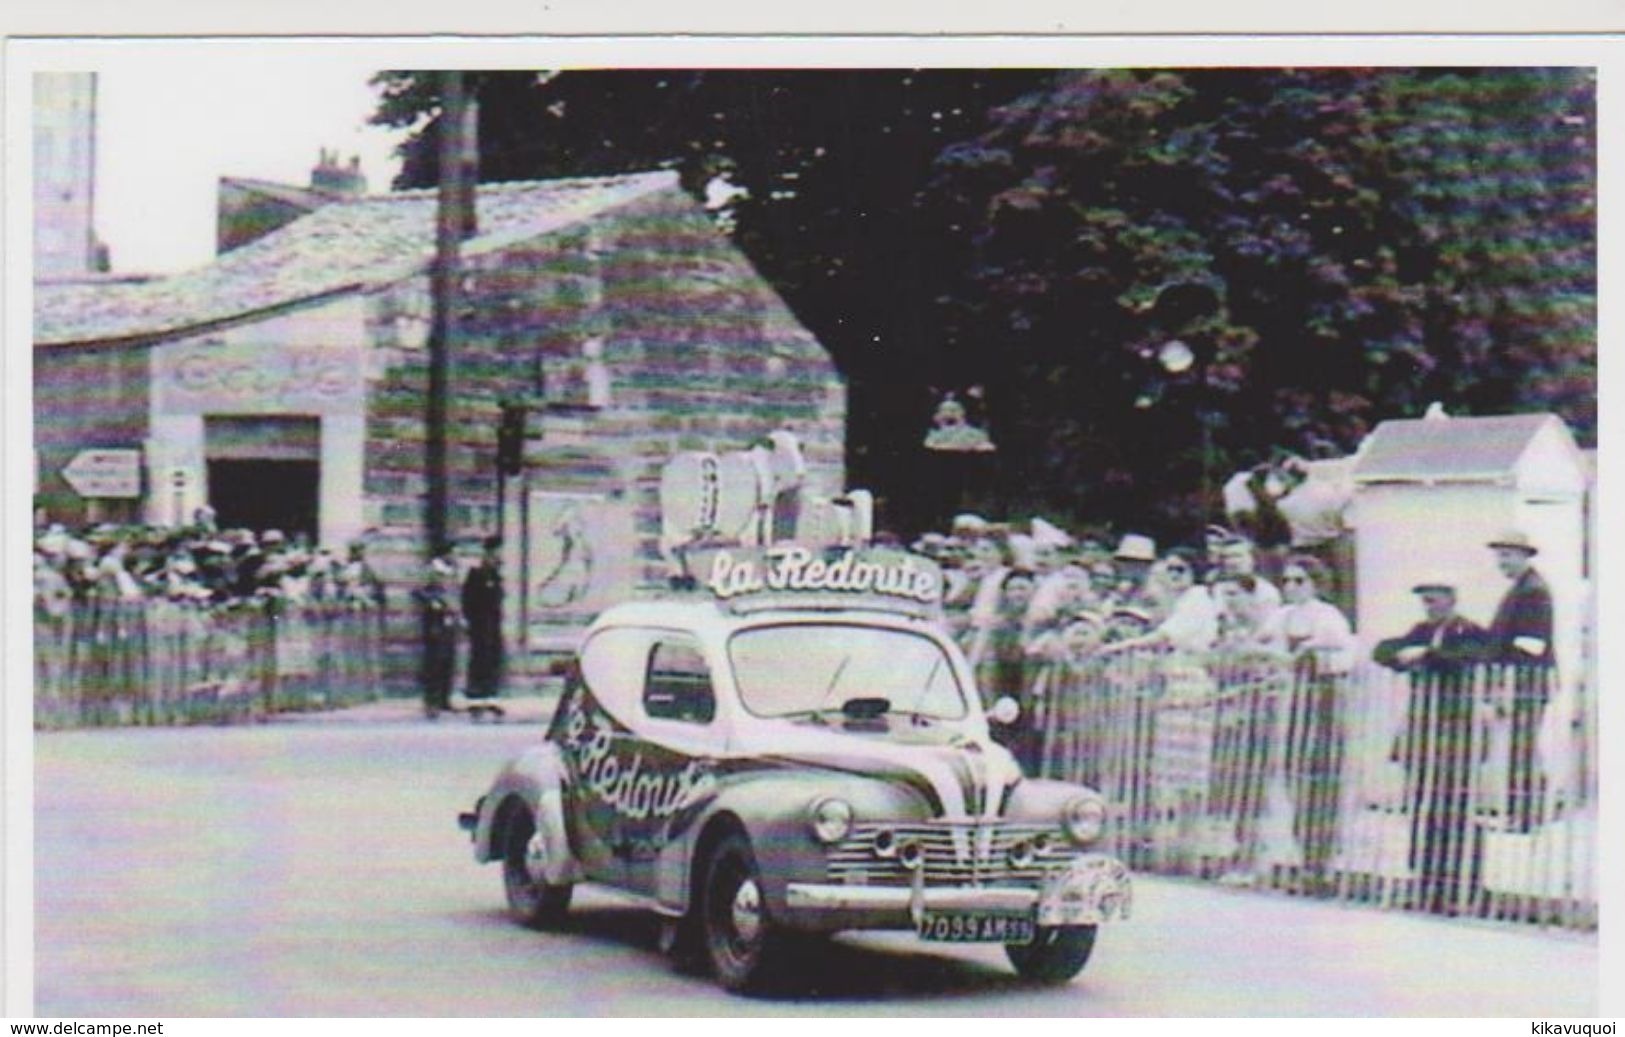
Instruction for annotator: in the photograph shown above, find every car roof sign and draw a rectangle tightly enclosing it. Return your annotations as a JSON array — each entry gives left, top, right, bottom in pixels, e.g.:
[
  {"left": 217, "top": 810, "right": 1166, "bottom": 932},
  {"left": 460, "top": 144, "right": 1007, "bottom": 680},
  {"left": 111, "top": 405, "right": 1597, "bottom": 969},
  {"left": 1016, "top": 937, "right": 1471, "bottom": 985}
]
[{"left": 694, "top": 544, "right": 945, "bottom": 621}]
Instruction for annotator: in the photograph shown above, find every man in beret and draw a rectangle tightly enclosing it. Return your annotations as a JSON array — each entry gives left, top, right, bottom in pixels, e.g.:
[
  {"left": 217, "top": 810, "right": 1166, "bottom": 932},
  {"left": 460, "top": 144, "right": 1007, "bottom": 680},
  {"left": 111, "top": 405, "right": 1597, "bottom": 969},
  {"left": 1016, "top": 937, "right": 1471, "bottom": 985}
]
[
  {"left": 1374, "top": 580, "right": 1488, "bottom": 915},
  {"left": 1485, "top": 531, "right": 1555, "bottom": 834}
]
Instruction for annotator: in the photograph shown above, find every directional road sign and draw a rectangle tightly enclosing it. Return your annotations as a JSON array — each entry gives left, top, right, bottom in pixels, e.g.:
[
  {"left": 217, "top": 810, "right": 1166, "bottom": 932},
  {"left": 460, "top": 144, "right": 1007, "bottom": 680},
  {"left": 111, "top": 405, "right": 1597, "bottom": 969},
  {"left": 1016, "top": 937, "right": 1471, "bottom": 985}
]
[{"left": 61, "top": 449, "right": 142, "bottom": 499}]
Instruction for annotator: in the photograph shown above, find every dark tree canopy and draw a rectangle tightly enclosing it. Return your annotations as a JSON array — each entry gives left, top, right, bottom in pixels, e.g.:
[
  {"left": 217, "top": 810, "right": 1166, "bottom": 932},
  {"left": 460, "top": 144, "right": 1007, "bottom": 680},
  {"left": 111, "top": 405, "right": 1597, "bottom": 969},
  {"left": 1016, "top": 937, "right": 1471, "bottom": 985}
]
[{"left": 371, "top": 68, "right": 1595, "bottom": 541}]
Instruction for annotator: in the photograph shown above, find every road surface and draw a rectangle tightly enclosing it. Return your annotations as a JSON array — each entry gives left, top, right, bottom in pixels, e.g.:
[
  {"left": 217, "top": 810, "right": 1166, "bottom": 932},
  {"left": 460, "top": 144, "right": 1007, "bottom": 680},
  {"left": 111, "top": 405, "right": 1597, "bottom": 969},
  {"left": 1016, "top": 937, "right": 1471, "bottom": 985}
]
[{"left": 32, "top": 703, "right": 1599, "bottom": 1016}]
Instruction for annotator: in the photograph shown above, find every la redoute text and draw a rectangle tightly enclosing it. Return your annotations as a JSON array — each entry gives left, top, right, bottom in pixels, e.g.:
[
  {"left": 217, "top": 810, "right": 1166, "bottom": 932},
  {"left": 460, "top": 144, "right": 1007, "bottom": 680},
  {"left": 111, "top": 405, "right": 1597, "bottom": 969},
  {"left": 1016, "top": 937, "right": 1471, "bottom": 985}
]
[{"left": 707, "top": 546, "right": 940, "bottom": 604}]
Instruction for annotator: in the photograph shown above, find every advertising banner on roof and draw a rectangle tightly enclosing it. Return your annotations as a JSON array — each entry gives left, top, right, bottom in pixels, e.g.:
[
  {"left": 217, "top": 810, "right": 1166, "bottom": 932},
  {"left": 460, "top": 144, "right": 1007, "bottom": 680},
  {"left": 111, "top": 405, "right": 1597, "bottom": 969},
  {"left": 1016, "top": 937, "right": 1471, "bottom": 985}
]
[{"left": 697, "top": 544, "right": 944, "bottom": 619}]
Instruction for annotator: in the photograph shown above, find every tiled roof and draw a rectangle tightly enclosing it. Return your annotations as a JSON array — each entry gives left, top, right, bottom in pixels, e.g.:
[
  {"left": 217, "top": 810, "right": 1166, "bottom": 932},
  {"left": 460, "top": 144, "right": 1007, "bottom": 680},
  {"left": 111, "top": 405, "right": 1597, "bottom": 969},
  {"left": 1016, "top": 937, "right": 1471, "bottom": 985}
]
[
  {"left": 35, "top": 171, "right": 680, "bottom": 346},
  {"left": 1352, "top": 413, "right": 1570, "bottom": 481}
]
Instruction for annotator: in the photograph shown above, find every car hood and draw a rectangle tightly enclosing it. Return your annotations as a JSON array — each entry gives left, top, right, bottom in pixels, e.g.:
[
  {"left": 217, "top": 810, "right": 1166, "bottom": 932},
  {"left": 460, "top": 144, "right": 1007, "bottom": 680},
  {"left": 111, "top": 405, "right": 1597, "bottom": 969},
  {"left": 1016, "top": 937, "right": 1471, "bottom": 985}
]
[{"left": 733, "top": 718, "right": 1024, "bottom": 820}]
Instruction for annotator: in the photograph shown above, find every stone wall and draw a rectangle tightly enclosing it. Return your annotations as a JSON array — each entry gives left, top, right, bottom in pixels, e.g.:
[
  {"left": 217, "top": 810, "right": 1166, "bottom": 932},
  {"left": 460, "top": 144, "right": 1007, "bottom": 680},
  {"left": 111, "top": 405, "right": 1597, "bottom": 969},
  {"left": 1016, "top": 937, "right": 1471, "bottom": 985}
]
[
  {"left": 360, "top": 186, "right": 845, "bottom": 691},
  {"left": 34, "top": 341, "right": 151, "bottom": 525}
]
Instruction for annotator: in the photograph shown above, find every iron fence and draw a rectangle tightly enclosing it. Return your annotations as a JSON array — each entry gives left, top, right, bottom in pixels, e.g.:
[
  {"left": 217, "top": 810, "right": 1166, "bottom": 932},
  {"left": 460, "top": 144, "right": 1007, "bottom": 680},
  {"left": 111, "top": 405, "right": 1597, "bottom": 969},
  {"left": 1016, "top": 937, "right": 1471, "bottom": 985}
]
[
  {"left": 1032, "top": 645, "right": 1597, "bottom": 929},
  {"left": 34, "top": 596, "right": 385, "bottom": 729}
]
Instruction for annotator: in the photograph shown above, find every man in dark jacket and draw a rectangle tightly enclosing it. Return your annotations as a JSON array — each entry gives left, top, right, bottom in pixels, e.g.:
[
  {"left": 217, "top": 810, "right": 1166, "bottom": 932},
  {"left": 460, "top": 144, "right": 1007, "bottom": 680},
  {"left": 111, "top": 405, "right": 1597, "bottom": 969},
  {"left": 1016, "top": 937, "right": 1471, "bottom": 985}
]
[
  {"left": 1486, "top": 531, "right": 1555, "bottom": 833},
  {"left": 462, "top": 536, "right": 505, "bottom": 704},
  {"left": 1374, "top": 580, "right": 1487, "bottom": 915},
  {"left": 1487, "top": 531, "right": 1554, "bottom": 664}
]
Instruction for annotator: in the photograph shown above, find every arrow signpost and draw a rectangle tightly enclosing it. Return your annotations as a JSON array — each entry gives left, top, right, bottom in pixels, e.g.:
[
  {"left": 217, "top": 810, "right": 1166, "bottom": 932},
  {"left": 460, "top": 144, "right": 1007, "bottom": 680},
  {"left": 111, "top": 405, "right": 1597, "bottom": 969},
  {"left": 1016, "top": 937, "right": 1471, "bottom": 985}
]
[{"left": 61, "top": 449, "right": 142, "bottom": 499}]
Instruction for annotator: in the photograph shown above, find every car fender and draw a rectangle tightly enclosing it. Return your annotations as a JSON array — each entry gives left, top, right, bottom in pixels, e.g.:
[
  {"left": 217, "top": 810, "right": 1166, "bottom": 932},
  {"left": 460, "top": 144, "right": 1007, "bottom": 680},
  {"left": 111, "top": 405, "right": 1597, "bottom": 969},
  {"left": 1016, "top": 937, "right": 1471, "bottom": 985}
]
[
  {"left": 1002, "top": 775, "right": 1102, "bottom": 823},
  {"left": 657, "top": 767, "right": 931, "bottom": 916},
  {"left": 472, "top": 744, "right": 583, "bottom": 885}
]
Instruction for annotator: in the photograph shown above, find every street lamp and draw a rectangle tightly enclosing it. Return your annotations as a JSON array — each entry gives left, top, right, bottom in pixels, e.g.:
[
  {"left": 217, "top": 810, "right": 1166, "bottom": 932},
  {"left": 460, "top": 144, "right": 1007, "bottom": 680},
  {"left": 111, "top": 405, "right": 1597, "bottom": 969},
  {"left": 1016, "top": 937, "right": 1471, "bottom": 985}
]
[
  {"left": 1157, "top": 336, "right": 1214, "bottom": 525},
  {"left": 1157, "top": 339, "right": 1196, "bottom": 376},
  {"left": 1149, "top": 281, "right": 1222, "bottom": 527}
]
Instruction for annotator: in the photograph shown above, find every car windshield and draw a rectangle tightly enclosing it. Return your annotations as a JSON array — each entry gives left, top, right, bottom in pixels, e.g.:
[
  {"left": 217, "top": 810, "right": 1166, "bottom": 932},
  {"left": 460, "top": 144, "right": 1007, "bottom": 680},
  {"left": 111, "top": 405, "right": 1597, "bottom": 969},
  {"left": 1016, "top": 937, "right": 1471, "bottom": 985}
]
[{"left": 727, "top": 623, "right": 968, "bottom": 720}]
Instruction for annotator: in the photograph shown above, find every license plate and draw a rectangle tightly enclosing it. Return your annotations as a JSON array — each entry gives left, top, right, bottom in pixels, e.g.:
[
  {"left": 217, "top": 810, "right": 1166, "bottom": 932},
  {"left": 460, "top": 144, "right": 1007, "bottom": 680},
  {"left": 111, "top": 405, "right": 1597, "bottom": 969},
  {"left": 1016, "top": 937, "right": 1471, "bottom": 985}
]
[{"left": 917, "top": 911, "right": 1035, "bottom": 944}]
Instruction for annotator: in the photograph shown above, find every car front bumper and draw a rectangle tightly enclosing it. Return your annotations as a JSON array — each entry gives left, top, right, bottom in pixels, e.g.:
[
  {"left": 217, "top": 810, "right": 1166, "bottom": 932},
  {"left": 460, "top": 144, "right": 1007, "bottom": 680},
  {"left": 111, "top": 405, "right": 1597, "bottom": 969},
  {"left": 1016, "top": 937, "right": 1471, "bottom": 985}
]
[{"left": 781, "top": 852, "right": 1132, "bottom": 934}]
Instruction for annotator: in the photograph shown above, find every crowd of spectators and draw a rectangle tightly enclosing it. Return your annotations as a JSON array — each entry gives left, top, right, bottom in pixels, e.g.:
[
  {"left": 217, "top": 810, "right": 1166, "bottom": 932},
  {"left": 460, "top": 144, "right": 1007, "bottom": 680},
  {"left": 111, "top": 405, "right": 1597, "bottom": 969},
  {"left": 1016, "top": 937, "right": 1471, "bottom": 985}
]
[
  {"left": 33, "top": 506, "right": 385, "bottom": 622},
  {"left": 912, "top": 512, "right": 1354, "bottom": 680},
  {"left": 911, "top": 514, "right": 1359, "bottom": 829}
]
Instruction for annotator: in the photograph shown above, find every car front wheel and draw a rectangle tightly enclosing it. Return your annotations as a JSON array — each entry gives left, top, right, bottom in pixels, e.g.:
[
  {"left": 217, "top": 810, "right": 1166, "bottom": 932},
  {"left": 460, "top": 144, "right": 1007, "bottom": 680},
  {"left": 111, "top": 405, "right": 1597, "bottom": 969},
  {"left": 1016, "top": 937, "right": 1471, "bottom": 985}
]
[
  {"left": 699, "top": 832, "right": 786, "bottom": 994},
  {"left": 501, "top": 807, "right": 572, "bottom": 929},
  {"left": 1004, "top": 924, "right": 1097, "bottom": 984}
]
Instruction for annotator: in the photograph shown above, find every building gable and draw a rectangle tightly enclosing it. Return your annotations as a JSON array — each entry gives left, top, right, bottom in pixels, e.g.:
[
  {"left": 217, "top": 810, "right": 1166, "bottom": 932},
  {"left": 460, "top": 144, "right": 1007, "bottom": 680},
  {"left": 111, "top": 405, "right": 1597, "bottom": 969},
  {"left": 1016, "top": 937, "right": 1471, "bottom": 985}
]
[{"left": 1351, "top": 412, "right": 1579, "bottom": 485}]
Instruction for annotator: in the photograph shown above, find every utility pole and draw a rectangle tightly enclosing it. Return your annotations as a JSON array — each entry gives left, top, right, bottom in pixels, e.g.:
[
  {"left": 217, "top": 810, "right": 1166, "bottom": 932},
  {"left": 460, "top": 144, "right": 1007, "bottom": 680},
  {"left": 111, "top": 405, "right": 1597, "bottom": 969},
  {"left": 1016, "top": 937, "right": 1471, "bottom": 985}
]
[{"left": 426, "top": 71, "right": 479, "bottom": 558}]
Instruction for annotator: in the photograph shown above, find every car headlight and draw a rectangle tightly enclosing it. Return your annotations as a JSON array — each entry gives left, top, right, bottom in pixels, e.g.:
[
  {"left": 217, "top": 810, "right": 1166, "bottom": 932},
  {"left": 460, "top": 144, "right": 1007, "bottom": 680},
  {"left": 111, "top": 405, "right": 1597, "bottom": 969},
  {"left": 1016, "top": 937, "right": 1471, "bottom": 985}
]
[
  {"left": 807, "top": 796, "right": 854, "bottom": 845},
  {"left": 1062, "top": 796, "right": 1107, "bottom": 845}
]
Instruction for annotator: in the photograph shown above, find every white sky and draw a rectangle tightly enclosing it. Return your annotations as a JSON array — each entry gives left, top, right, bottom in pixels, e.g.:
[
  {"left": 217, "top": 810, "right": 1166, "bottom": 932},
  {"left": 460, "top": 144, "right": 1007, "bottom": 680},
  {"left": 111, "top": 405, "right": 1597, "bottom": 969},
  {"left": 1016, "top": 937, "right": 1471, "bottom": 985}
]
[{"left": 93, "top": 58, "right": 408, "bottom": 274}]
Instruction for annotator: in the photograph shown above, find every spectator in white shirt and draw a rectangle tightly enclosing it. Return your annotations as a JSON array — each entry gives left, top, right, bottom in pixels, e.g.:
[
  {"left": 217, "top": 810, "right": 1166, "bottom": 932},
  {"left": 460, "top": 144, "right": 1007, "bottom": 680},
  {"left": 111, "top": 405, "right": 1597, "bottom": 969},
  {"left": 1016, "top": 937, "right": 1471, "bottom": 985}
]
[
  {"left": 1212, "top": 572, "right": 1285, "bottom": 652},
  {"left": 1115, "top": 548, "right": 1217, "bottom": 654},
  {"left": 1259, "top": 555, "right": 1354, "bottom": 673},
  {"left": 1217, "top": 534, "right": 1282, "bottom": 613}
]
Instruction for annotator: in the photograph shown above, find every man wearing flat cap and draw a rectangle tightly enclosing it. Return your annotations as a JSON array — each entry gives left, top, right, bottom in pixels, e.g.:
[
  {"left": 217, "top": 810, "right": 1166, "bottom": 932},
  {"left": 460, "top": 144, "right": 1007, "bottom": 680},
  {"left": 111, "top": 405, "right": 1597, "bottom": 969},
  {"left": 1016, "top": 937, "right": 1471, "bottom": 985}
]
[
  {"left": 1486, "top": 531, "right": 1553, "bottom": 665},
  {"left": 1374, "top": 580, "right": 1488, "bottom": 914},
  {"left": 1373, "top": 580, "right": 1486, "bottom": 671},
  {"left": 1485, "top": 530, "right": 1555, "bottom": 835}
]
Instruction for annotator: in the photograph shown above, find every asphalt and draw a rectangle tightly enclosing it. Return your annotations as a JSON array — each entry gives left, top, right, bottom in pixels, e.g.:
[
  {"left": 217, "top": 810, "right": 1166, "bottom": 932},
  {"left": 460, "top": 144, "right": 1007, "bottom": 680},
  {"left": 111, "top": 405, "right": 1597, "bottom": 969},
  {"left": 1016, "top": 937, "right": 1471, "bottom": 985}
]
[
  {"left": 276, "top": 688, "right": 564, "bottom": 726},
  {"left": 30, "top": 704, "right": 1602, "bottom": 1016}
]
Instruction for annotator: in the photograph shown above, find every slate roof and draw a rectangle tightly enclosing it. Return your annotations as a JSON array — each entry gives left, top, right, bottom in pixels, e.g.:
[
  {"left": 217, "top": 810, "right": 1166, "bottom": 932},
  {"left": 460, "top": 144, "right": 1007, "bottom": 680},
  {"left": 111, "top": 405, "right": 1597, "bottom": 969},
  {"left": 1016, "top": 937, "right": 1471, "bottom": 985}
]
[
  {"left": 35, "top": 171, "right": 680, "bottom": 347},
  {"left": 1351, "top": 413, "right": 1573, "bottom": 482}
]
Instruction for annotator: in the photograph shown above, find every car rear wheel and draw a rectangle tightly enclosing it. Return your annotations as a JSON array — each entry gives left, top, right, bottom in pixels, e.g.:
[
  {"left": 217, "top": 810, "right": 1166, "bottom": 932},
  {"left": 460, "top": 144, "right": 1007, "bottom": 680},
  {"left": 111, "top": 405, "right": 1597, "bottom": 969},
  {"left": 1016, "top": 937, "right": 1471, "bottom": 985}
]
[
  {"left": 501, "top": 807, "right": 572, "bottom": 929},
  {"left": 1004, "top": 924, "right": 1097, "bottom": 984},
  {"left": 699, "top": 832, "right": 786, "bottom": 994}
]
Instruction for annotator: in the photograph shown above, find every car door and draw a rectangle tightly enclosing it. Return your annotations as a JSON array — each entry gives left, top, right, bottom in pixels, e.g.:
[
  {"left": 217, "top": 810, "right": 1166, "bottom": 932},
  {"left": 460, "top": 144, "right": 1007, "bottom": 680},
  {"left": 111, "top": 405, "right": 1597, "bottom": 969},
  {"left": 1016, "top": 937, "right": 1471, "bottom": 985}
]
[
  {"left": 557, "top": 627, "right": 725, "bottom": 894},
  {"left": 556, "top": 625, "right": 656, "bottom": 889}
]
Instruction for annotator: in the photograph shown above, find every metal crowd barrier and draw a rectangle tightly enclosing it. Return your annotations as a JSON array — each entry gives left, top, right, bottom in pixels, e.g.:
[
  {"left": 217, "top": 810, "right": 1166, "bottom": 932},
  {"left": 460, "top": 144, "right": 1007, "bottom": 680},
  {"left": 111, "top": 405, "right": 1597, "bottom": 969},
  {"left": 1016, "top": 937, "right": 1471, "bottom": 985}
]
[
  {"left": 34, "top": 595, "right": 385, "bottom": 729},
  {"left": 1032, "top": 646, "right": 1597, "bottom": 930}
]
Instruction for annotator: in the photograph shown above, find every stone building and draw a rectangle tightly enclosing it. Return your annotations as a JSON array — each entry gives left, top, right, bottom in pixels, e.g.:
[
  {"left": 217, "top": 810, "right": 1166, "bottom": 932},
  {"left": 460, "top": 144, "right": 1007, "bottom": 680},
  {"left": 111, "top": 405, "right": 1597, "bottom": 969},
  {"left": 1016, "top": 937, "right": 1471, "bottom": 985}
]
[{"left": 34, "top": 170, "right": 846, "bottom": 687}]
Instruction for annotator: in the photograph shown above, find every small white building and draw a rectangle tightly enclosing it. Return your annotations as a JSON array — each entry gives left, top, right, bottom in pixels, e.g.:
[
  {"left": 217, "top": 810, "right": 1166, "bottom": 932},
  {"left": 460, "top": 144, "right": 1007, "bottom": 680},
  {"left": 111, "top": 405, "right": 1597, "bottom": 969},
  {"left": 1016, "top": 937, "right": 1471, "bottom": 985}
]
[{"left": 1348, "top": 412, "right": 1588, "bottom": 673}]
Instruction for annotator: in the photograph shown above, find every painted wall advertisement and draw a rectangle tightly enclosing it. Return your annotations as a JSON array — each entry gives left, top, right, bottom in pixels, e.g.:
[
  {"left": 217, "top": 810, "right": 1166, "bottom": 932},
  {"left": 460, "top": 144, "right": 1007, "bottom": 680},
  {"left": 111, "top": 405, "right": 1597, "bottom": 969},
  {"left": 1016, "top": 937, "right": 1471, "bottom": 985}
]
[
  {"left": 522, "top": 492, "right": 636, "bottom": 647},
  {"left": 153, "top": 339, "right": 364, "bottom": 416}
]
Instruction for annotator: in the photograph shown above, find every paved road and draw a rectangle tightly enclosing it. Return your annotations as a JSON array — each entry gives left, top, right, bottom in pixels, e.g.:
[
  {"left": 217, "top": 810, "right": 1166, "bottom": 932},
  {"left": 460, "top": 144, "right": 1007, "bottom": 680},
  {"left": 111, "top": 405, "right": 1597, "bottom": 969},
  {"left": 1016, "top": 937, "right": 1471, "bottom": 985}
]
[{"left": 33, "top": 707, "right": 1599, "bottom": 1016}]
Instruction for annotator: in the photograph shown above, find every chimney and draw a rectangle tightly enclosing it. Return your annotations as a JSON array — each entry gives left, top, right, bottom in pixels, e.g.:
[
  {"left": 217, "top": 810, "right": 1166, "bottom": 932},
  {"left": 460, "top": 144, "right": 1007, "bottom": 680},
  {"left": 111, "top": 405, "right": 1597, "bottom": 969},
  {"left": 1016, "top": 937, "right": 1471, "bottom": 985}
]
[{"left": 310, "top": 148, "right": 368, "bottom": 196}]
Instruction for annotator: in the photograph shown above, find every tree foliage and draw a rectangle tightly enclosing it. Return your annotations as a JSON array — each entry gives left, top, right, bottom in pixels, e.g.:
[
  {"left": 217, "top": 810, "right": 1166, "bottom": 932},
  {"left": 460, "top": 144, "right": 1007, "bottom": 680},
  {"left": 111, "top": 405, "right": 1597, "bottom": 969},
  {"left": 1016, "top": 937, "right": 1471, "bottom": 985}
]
[{"left": 371, "top": 68, "right": 1595, "bottom": 539}]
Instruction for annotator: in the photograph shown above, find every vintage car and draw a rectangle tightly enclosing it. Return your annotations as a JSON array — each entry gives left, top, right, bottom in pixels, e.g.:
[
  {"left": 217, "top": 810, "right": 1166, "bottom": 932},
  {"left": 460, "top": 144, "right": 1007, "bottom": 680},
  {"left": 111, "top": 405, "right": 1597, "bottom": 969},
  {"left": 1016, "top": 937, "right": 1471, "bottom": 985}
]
[{"left": 459, "top": 547, "right": 1131, "bottom": 993}]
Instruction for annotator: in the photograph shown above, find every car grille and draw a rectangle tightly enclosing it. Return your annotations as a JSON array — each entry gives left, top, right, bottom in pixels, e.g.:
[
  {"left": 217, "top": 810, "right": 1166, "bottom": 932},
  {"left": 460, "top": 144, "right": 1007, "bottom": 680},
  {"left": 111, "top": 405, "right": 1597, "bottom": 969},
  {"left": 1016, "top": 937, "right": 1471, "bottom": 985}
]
[{"left": 827, "top": 821, "right": 1078, "bottom": 888}]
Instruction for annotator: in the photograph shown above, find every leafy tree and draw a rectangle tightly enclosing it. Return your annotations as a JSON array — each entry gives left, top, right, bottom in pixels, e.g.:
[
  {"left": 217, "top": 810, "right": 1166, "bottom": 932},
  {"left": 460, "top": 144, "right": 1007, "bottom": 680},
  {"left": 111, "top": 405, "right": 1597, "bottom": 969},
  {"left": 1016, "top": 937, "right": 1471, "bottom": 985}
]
[
  {"left": 913, "top": 67, "right": 1593, "bottom": 533},
  {"left": 371, "top": 68, "right": 1594, "bottom": 540}
]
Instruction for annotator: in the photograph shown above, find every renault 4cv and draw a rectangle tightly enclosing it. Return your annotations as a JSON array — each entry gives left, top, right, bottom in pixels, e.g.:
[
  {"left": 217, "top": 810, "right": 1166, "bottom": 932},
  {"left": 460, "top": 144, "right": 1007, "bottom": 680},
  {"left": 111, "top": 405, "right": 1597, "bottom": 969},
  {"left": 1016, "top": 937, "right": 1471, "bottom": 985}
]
[{"left": 458, "top": 545, "right": 1131, "bottom": 994}]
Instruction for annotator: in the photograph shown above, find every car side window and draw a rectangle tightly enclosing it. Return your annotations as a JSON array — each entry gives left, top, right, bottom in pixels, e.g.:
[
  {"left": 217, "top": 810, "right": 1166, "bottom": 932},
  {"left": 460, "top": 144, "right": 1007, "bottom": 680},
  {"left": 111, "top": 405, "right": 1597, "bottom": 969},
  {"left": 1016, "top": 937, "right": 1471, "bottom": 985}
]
[{"left": 644, "top": 642, "right": 716, "bottom": 725}]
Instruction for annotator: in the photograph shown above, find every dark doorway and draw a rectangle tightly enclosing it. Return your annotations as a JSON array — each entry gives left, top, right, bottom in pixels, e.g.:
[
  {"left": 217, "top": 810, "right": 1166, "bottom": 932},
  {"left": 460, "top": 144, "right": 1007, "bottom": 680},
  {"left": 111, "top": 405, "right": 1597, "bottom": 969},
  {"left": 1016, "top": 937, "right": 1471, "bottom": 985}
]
[
  {"left": 204, "top": 415, "right": 322, "bottom": 541},
  {"left": 207, "top": 460, "right": 319, "bottom": 542}
]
